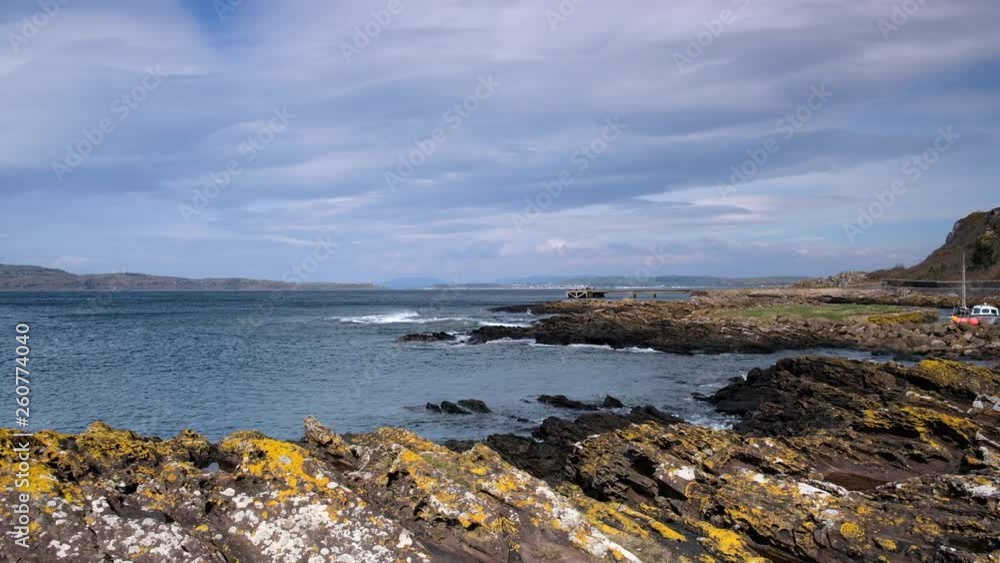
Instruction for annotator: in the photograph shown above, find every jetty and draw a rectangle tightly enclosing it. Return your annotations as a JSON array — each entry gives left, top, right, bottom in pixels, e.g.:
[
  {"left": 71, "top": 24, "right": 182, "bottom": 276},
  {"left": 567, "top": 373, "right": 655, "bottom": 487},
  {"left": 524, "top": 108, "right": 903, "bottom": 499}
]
[{"left": 565, "top": 288, "right": 690, "bottom": 299}]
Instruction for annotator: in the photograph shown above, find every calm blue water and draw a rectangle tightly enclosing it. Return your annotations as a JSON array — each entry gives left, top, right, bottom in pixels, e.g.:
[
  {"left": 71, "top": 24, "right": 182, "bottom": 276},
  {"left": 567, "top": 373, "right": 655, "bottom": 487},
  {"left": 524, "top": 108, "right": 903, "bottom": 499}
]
[{"left": 0, "top": 290, "right": 879, "bottom": 441}]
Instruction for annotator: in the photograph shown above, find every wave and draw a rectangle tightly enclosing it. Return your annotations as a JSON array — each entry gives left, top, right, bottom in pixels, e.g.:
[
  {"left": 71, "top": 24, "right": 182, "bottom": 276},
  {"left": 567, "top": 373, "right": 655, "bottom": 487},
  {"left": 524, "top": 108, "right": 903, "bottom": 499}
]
[
  {"left": 530, "top": 343, "right": 660, "bottom": 354},
  {"left": 331, "top": 311, "right": 473, "bottom": 325},
  {"left": 482, "top": 337, "right": 538, "bottom": 345},
  {"left": 478, "top": 321, "right": 534, "bottom": 328},
  {"left": 332, "top": 309, "right": 539, "bottom": 327}
]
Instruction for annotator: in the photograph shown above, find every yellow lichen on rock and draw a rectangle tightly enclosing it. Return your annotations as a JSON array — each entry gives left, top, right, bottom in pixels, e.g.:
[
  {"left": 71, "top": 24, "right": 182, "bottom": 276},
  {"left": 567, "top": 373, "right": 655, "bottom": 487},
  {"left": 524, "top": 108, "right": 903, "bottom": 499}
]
[
  {"left": 875, "top": 537, "right": 898, "bottom": 552},
  {"left": 898, "top": 406, "right": 978, "bottom": 446},
  {"left": 839, "top": 521, "right": 865, "bottom": 542},
  {"left": 220, "top": 431, "right": 331, "bottom": 496},
  {"left": 867, "top": 311, "right": 937, "bottom": 325},
  {"left": 693, "top": 522, "right": 767, "bottom": 563},
  {"left": 913, "top": 358, "right": 999, "bottom": 396}
]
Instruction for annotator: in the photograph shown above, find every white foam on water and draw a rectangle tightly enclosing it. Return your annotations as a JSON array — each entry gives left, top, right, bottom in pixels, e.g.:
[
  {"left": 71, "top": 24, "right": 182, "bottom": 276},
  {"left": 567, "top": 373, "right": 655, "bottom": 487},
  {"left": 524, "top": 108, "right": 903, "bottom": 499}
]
[
  {"left": 528, "top": 343, "right": 660, "bottom": 354},
  {"left": 331, "top": 311, "right": 473, "bottom": 324},
  {"left": 624, "top": 347, "right": 659, "bottom": 354},
  {"left": 478, "top": 321, "right": 534, "bottom": 328},
  {"left": 482, "top": 337, "right": 538, "bottom": 345}
]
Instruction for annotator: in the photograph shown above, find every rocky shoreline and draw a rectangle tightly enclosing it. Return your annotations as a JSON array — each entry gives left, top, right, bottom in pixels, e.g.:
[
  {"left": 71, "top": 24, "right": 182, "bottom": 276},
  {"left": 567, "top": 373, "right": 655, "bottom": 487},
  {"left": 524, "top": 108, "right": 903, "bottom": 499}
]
[
  {"left": 2, "top": 356, "right": 998, "bottom": 562},
  {"left": 401, "top": 291, "right": 1000, "bottom": 360}
]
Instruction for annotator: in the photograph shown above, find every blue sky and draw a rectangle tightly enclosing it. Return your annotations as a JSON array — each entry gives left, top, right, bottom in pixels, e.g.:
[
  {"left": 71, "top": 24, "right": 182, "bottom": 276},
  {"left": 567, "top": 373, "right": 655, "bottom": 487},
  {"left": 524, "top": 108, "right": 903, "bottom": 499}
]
[{"left": 1, "top": 0, "right": 998, "bottom": 283}]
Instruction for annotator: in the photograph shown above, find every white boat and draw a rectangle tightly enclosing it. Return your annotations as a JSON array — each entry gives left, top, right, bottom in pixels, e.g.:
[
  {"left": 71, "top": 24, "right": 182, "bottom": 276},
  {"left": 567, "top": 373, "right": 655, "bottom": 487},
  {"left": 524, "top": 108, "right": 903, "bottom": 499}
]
[
  {"left": 970, "top": 304, "right": 1000, "bottom": 325},
  {"left": 951, "top": 254, "right": 998, "bottom": 325}
]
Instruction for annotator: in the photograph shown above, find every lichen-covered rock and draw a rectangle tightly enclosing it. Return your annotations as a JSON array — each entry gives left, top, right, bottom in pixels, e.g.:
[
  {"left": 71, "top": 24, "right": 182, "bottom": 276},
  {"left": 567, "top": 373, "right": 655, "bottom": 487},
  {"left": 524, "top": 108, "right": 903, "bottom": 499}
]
[{"left": 2, "top": 357, "right": 997, "bottom": 562}]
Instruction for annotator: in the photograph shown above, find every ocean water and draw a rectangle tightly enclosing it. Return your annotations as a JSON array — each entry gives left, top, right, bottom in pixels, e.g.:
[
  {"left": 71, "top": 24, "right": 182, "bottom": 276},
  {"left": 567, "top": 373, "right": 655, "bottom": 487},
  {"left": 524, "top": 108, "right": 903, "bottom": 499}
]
[{"left": 0, "top": 290, "right": 880, "bottom": 441}]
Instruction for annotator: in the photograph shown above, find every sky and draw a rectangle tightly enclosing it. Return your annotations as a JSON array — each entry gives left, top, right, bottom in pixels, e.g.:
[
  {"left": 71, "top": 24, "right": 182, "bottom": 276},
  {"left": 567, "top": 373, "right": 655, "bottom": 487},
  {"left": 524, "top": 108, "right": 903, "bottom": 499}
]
[{"left": 1, "top": 0, "right": 998, "bottom": 283}]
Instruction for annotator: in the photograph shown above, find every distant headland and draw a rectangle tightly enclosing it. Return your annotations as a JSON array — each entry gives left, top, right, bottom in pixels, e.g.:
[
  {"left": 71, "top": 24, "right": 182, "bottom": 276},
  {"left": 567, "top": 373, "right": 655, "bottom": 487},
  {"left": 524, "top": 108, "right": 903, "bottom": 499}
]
[{"left": 0, "top": 264, "right": 377, "bottom": 291}]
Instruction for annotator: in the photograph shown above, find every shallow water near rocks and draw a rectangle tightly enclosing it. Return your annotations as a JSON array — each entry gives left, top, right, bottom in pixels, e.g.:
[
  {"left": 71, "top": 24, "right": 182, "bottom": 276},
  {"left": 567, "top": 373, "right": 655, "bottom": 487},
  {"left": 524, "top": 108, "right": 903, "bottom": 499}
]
[{"left": 2, "top": 290, "right": 885, "bottom": 441}]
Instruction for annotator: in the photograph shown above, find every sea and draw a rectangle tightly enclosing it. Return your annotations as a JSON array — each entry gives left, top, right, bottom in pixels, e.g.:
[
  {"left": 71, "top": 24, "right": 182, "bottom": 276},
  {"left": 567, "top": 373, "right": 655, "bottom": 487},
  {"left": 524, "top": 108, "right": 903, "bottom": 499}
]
[{"left": 0, "top": 290, "right": 882, "bottom": 441}]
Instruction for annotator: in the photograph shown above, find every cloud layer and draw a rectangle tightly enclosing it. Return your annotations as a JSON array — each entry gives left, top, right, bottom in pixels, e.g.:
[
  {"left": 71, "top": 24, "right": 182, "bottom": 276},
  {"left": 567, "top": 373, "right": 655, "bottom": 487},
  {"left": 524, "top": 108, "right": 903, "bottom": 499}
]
[{"left": 2, "top": 0, "right": 998, "bottom": 281}]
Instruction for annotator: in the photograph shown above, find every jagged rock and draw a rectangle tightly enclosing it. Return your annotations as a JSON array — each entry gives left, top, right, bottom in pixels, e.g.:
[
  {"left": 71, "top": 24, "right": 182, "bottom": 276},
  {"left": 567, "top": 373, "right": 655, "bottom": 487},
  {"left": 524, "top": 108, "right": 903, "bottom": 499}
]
[
  {"left": 538, "top": 394, "right": 598, "bottom": 410},
  {"left": 399, "top": 331, "right": 457, "bottom": 343},
  {"left": 602, "top": 395, "right": 625, "bottom": 409},
  {"left": 491, "top": 356, "right": 1000, "bottom": 562},
  {"left": 457, "top": 399, "right": 492, "bottom": 413},
  {"left": 439, "top": 401, "right": 470, "bottom": 415}
]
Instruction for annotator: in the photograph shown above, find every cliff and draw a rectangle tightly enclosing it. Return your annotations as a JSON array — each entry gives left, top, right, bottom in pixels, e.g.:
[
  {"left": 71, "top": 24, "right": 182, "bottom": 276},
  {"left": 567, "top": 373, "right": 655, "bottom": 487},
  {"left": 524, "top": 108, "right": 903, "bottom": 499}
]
[{"left": 874, "top": 207, "right": 1000, "bottom": 281}]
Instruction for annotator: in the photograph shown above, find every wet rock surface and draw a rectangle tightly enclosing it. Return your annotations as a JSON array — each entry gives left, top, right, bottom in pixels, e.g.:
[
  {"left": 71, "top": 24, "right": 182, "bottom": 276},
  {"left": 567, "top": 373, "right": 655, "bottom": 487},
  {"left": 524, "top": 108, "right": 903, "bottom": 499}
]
[
  {"left": 2, "top": 357, "right": 997, "bottom": 562},
  {"left": 535, "top": 394, "right": 626, "bottom": 411},
  {"left": 426, "top": 400, "right": 493, "bottom": 415},
  {"left": 399, "top": 331, "right": 457, "bottom": 343}
]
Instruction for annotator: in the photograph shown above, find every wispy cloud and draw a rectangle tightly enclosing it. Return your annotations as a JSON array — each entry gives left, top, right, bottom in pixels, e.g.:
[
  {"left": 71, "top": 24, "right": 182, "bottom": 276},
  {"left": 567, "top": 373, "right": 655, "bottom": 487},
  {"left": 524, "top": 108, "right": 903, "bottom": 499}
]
[{"left": 2, "top": 0, "right": 998, "bottom": 281}]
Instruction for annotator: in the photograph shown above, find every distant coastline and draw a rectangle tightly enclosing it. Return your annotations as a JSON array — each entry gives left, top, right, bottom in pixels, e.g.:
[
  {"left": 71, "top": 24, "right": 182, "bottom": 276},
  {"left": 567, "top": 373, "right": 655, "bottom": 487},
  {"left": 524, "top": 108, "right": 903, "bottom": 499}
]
[
  {"left": 0, "top": 264, "right": 811, "bottom": 292},
  {"left": 0, "top": 264, "right": 376, "bottom": 291}
]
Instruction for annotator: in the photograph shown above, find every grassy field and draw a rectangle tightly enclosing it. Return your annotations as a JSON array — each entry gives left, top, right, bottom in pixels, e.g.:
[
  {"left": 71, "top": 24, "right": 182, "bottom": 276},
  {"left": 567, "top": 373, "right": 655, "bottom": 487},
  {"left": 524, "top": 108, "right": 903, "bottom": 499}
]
[{"left": 717, "top": 304, "right": 928, "bottom": 323}]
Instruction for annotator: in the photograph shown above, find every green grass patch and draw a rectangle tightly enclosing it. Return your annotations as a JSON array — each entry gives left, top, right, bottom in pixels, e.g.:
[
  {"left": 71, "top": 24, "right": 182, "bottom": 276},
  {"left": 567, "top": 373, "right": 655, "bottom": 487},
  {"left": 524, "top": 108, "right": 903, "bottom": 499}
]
[{"left": 718, "top": 304, "right": 923, "bottom": 323}]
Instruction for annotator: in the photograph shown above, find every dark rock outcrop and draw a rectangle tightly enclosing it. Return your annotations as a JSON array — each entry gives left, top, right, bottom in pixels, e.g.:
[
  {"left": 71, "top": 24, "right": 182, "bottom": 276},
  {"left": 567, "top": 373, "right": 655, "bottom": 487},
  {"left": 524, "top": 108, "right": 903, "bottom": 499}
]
[
  {"left": 427, "top": 400, "right": 492, "bottom": 414},
  {"left": 399, "top": 331, "right": 457, "bottom": 343},
  {"left": 457, "top": 399, "right": 492, "bottom": 413},
  {"left": 440, "top": 401, "right": 471, "bottom": 415},
  {"left": 470, "top": 298, "right": 1000, "bottom": 360},
  {"left": 488, "top": 356, "right": 1000, "bottom": 562},
  {"left": 538, "top": 394, "right": 598, "bottom": 410},
  {"left": 536, "top": 394, "right": 626, "bottom": 411},
  {"left": 602, "top": 395, "right": 625, "bottom": 409}
]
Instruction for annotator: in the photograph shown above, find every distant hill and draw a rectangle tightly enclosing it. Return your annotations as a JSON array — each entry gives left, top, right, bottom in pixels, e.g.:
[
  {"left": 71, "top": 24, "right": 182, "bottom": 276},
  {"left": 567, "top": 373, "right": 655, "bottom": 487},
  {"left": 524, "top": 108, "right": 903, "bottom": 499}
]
[
  {"left": 0, "top": 264, "right": 377, "bottom": 291},
  {"left": 555, "top": 275, "right": 807, "bottom": 288},
  {"left": 381, "top": 277, "right": 449, "bottom": 290},
  {"left": 445, "top": 275, "right": 807, "bottom": 289},
  {"left": 871, "top": 207, "right": 1000, "bottom": 281}
]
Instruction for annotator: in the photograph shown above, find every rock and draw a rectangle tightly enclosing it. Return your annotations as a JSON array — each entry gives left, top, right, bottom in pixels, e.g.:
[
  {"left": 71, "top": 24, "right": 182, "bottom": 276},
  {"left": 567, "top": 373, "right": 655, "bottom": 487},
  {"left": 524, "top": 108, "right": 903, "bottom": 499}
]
[
  {"left": 457, "top": 399, "right": 492, "bottom": 413},
  {"left": 494, "top": 356, "right": 1000, "bottom": 562},
  {"left": 398, "top": 331, "right": 457, "bottom": 343},
  {"left": 468, "top": 325, "right": 534, "bottom": 344},
  {"left": 428, "top": 400, "right": 491, "bottom": 414},
  {"left": 601, "top": 395, "right": 625, "bottom": 409},
  {"left": 474, "top": 298, "right": 1000, "bottom": 360},
  {"left": 538, "top": 394, "right": 598, "bottom": 410},
  {"left": 439, "top": 401, "right": 471, "bottom": 415}
]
